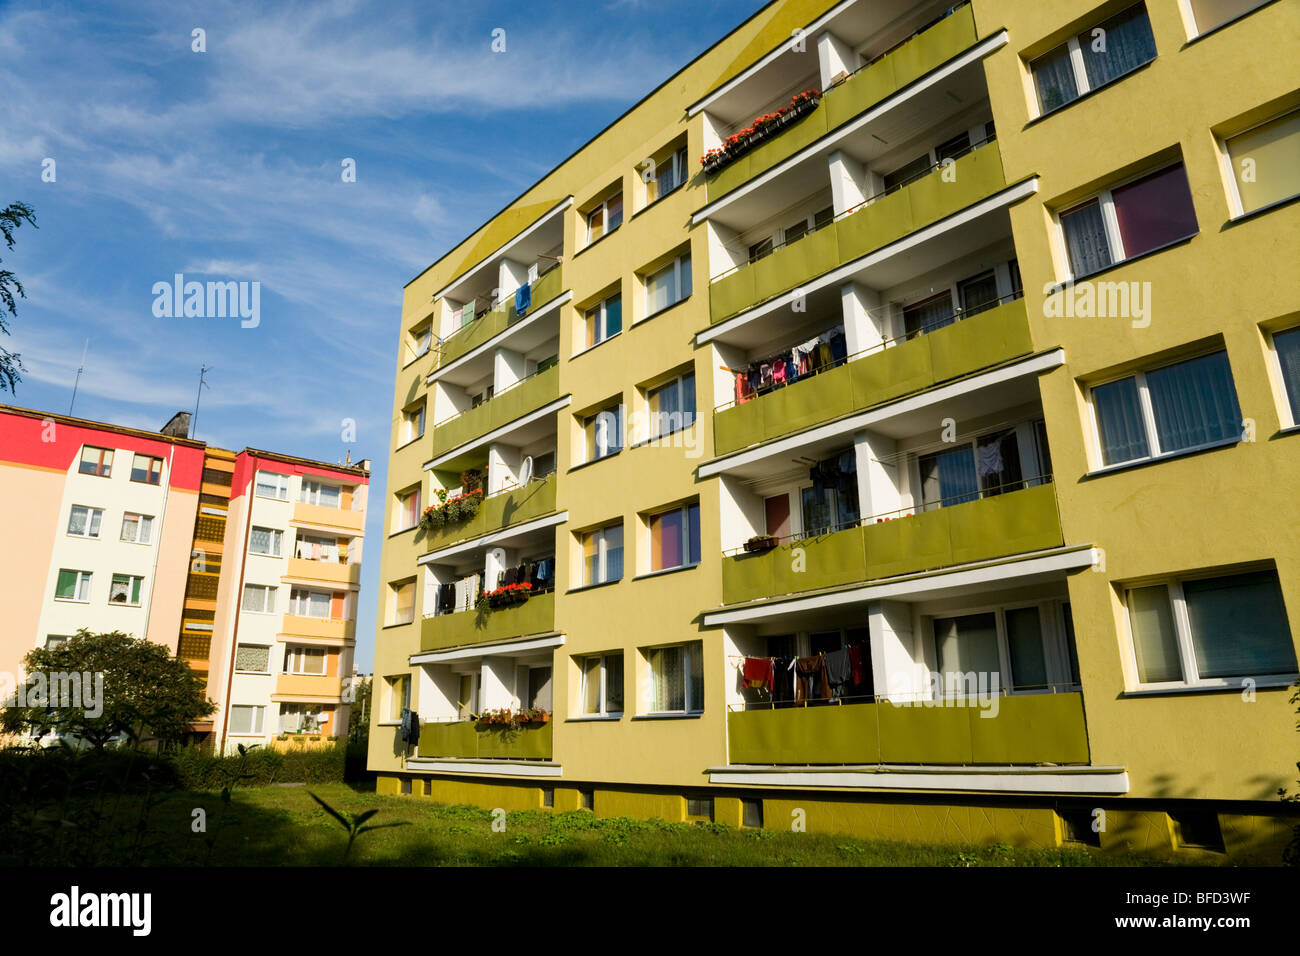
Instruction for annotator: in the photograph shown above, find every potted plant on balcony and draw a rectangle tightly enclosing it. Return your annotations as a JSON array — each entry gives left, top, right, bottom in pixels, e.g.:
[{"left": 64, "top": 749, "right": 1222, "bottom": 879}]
[
  {"left": 460, "top": 467, "right": 487, "bottom": 494},
  {"left": 477, "top": 581, "right": 532, "bottom": 612},
  {"left": 419, "top": 486, "right": 485, "bottom": 531},
  {"left": 743, "top": 534, "right": 778, "bottom": 553}
]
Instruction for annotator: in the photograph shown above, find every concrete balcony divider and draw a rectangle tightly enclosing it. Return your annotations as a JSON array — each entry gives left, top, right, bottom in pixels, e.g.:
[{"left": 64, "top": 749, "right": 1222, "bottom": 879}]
[
  {"left": 438, "top": 266, "right": 565, "bottom": 368},
  {"left": 420, "top": 589, "right": 556, "bottom": 652},
  {"left": 430, "top": 364, "right": 560, "bottom": 459},
  {"left": 727, "top": 690, "right": 1089, "bottom": 765},
  {"left": 712, "top": 297, "right": 1033, "bottom": 455},
  {"left": 709, "top": 140, "right": 1007, "bottom": 324},
  {"left": 422, "top": 472, "right": 557, "bottom": 553},
  {"left": 721, "top": 483, "right": 1063, "bottom": 605},
  {"left": 704, "top": 4, "right": 979, "bottom": 203},
  {"left": 417, "top": 720, "right": 553, "bottom": 760}
]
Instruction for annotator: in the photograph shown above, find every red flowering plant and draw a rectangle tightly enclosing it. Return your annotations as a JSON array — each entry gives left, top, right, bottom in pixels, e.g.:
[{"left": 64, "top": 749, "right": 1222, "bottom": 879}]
[
  {"left": 476, "top": 580, "right": 532, "bottom": 611},
  {"left": 419, "top": 486, "right": 485, "bottom": 531},
  {"left": 700, "top": 89, "right": 823, "bottom": 174}
]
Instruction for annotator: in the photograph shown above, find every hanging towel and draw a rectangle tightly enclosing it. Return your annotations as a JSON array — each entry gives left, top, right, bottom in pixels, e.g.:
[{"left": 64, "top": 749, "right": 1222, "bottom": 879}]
[
  {"left": 794, "top": 656, "right": 832, "bottom": 703},
  {"left": 742, "top": 657, "right": 774, "bottom": 691},
  {"left": 772, "top": 360, "right": 788, "bottom": 387},
  {"left": 848, "top": 643, "right": 867, "bottom": 687},
  {"left": 515, "top": 282, "right": 532, "bottom": 315}
]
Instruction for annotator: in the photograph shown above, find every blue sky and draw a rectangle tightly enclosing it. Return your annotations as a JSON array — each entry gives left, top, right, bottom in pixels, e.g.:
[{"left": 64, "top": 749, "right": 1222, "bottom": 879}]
[{"left": 0, "top": 0, "right": 760, "bottom": 670}]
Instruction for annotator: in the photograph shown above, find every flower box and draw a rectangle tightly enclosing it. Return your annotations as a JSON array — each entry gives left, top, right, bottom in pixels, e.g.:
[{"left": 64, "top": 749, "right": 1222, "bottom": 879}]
[
  {"left": 743, "top": 535, "right": 778, "bottom": 553},
  {"left": 701, "top": 90, "right": 821, "bottom": 176}
]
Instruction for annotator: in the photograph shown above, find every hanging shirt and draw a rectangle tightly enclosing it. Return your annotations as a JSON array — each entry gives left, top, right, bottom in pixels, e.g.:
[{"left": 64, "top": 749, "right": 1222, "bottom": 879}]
[
  {"left": 742, "top": 657, "right": 774, "bottom": 691},
  {"left": 824, "top": 648, "right": 852, "bottom": 698},
  {"left": 976, "top": 440, "right": 1005, "bottom": 477}
]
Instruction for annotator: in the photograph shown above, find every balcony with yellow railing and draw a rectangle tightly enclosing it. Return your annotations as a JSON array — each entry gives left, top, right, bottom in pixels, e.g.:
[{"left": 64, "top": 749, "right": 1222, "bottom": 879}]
[
  {"left": 274, "top": 672, "right": 345, "bottom": 701},
  {"left": 279, "top": 615, "right": 355, "bottom": 642},
  {"left": 422, "top": 472, "right": 558, "bottom": 553},
  {"left": 417, "top": 719, "right": 552, "bottom": 760},
  {"left": 420, "top": 588, "right": 556, "bottom": 653},
  {"left": 430, "top": 364, "right": 560, "bottom": 459},
  {"left": 285, "top": 557, "right": 362, "bottom": 587},
  {"left": 721, "top": 482, "right": 1063, "bottom": 606},
  {"left": 437, "top": 264, "right": 565, "bottom": 368},
  {"left": 291, "top": 502, "right": 366, "bottom": 534},
  {"left": 709, "top": 137, "right": 1007, "bottom": 324}
]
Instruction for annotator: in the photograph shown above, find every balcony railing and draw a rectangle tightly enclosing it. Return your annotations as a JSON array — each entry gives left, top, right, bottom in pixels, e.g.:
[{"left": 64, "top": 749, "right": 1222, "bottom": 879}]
[
  {"left": 437, "top": 264, "right": 565, "bottom": 368},
  {"left": 422, "top": 471, "right": 558, "bottom": 552},
  {"left": 430, "top": 363, "right": 560, "bottom": 459},
  {"left": 420, "top": 588, "right": 556, "bottom": 652},
  {"left": 727, "top": 687, "right": 1090, "bottom": 765},
  {"left": 710, "top": 136, "right": 1005, "bottom": 323},
  {"left": 721, "top": 481, "right": 1062, "bottom": 605},
  {"left": 416, "top": 719, "right": 552, "bottom": 760},
  {"left": 713, "top": 293, "right": 1030, "bottom": 455},
  {"left": 705, "top": 2, "right": 979, "bottom": 202}
]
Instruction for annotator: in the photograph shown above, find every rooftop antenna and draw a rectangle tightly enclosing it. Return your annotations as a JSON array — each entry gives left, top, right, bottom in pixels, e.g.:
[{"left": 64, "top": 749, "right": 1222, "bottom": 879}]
[
  {"left": 191, "top": 364, "right": 211, "bottom": 439},
  {"left": 68, "top": 338, "right": 89, "bottom": 416}
]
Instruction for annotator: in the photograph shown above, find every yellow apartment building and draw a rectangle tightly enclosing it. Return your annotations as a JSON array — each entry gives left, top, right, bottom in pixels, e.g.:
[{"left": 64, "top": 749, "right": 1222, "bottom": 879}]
[{"left": 369, "top": 0, "right": 1300, "bottom": 863}]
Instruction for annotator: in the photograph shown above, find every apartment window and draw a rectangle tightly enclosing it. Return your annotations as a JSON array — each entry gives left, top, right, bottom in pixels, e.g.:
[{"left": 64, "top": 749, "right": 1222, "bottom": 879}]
[
  {"left": 300, "top": 479, "right": 341, "bottom": 508},
  {"left": 583, "top": 403, "right": 623, "bottom": 462},
  {"left": 387, "top": 674, "right": 411, "bottom": 722},
  {"left": 1187, "top": 0, "right": 1270, "bottom": 36},
  {"left": 408, "top": 321, "right": 432, "bottom": 362},
  {"left": 648, "top": 502, "right": 701, "bottom": 572},
  {"left": 646, "top": 147, "right": 687, "bottom": 203},
  {"left": 228, "top": 704, "right": 265, "bottom": 735},
  {"left": 644, "top": 253, "right": 692, "bottom": 317},
  {"left": 78, "top": 445, "right": 113, "bottom": 477},
  {"left": 686, "top": 796, "right": 714, "bottom": 820},
  {"left": 932, "top": 604, "right": 1068, "bottom": 696},
  {"left": 647, "top": 641, "right": 704, "bottom": 714},
  {"left": 919, "top": 426, "right": 1031, "bottom": 510},
  {"left": 109, "top": 574, "right": 144, "bottom": 606},
  {"left": 648, "top": 373, "right": 696, "bottom": 438},
  {"left": 390, "top": 579, "right": 416, "bottom": 626},
  {"left": 290, "top": 587, "right": 333, "bottom": 619},
  {"left": 1125, "top": 569, "right": 1296, "bottom": 687},
  {"left": 395, "top": 486, "right": 421, "bottom": 532},
  {"left": 130, "top": 453, "right": 163, "bottom": 485},
  {"left": 120, "top": 512, "right": 154, "bottom": 544},
  {"left": 67, "top": 505, "right": 104, "bottom": 538},
  {"left": 55, "top": 569, "right": 92, "bottom": 603},
  {"left": 285, "top": 645, "right": 328, "bottom": 676},
  {"left": 1272, "top": 326, "right": 1300, "bottom": 425},
  {"left": 580, "top": 652, "right": 624, "bottom": 716},
  {"left": 581, "top": 523, "right": 624, "bottom": 586},
  {"left": 1059, "top": 163, "right": 1198, "bottom": 278},
  {"left": 1170, "top": 810, "right": 1225, "bottom": 851},
  {"left": 45, "top": 635, "right": 71, "bottom": 650},
  {"left": 883, "top": 152, "right": 934, "bottom": 191},
  {"left": 585, "top": 192, "right": 623, "bottom": 244},
  {"left": 748, "top": 237, "right": 773, "bottom": 263},
  {"left": 583, "top": 293, "right": 622, "bottom": 348},
  {"left": 1091, "top": 350, "right": 1241, "bottom": 467},
  {"left": 234, "top": 644, "right": 271, "bottom": 673},
  {"left": 1030, "top": 4, "right": 1156, "bottom": 114},
  {"left": 241, "top": 583, "right": 277, "bottom": 614},
  {"left": 249, "top": 526, "right": 283, "bottom": 556},
  {"left": 255, "top": 471, "right": 291, "bottom": 501},
  {"left": 742, "top": 798, "right": 763, "bottom": 829},
  {"left": 1222, "top": 109, "right": 1300, "bottom": 216},
  {"left": 296, "top": 532, "right": 342, "bottom": 562},
  {"left": 402, "top": 399, "right": 427, "bottom": 444},
  {"left": 1059, "top": 807, "right": 1102, "bottom": 847}
]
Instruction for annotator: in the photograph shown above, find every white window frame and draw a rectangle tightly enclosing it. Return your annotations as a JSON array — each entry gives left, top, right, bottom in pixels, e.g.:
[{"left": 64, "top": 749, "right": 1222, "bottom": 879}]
[
  {"left": 1268, "top": 325, "right": 1300, "bottom": 428},
  {"left": 407, "top": 321, "right": 432, "bottom": 363},
  {"left": 647, "top": 502, "right": 701, "bottom": 572},
  {"left": 647, "top": 372, "right": 696, "bottom": 439},
  {"left": 55, "top": 569, "right": 93, "bottom": 603},
  {"left": 927, "top": 601, "right": 1077, "bottom": 698},
  {"left": 646, "top": 146, "right": 687, "bottom": 204},
  {"left": 1085, "top": 351, "right": 1239, "bottom": 471},
  {"left": 108, "top": 573, "right": 145, "bottom": 607},
  {"left": 646, "top": 641, "right": 704, "bottom": 715},
  {"left": 579, "top": 652, "right": 624, "bottom": 717},
  {"left": 285, "top": 645, "right": 328, "bottom": 676},
  {"left": 582, "top": 524, "right": 623, "bottom": 587},
  {"left": 249, "top": 526, "right": 283, "bottom": 557},
  {"left": 1216, "top": 107, "right": 1300, "bottom": 219},
  {"left": 228, "top": 704, "right": 265, "bottom": 736},
  {"left": 394, "top": 486, "right": 421, "bottom": 533},
  {"left": 1122, "top": 571, "right": 1298, "bottom": 691},
  {"left": 390, "top": 578, "right": 416, "bottom": 626},
  {"left": 254, "top": 471, "right": 291, "bottom": 501},
  {"left": 582, "top": 294, "right": 622, "bottom": 350},
  {"left": 643, "top": 253, "right": 692, "bottom": 318},
  {"left": 67, "top": 505, "right": 104, "bottom": 539},
  {"left": 120, "top": 512, "right": 154, "bottom": 545},
  {"left": 234, "top": 643, "right": 272, "bottom": 674},
  {"left": 241, "top": 583, "right": 278, "bottom": 615},
  {"left": 299, "top": 479, "right": 341, "bottom": 508},
  {"left": 1028, "top": 3, "right": 1155, "bottom": 118},
  {"left": 583, "top": 404, "right": 623, "bottom": 463},
  {"left": 584, "top": 193, "right": 623, "bottom": 245},
  {"left": 386, "top": 674, "right": 411, "bottom": 723},
  {"left": 1182, "top": 0, "right": 1270, "bottom": 38},
  {"left": 401, "top": 399, "right": 427, "bottom": 444},
  {"left": 289, "top": 587, "right": 334, "bottom": 619}
]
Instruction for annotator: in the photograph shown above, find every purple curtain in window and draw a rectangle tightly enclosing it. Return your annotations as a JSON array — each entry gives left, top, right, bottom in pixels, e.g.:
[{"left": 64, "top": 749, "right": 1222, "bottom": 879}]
[{"left": 1112, "top": 165, "right": 1198, "bottom": 259}]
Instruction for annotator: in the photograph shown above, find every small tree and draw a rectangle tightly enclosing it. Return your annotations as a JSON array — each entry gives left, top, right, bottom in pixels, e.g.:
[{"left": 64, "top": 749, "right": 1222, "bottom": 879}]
[
  {"left": 348, "top": 675, "right": 371, "bottom": 746},
  {"left": 1, "top": 629, "right": 215, "bottom": 749},
  {"left": 0, "top": 200, "right": 37, "bottom": 393}
]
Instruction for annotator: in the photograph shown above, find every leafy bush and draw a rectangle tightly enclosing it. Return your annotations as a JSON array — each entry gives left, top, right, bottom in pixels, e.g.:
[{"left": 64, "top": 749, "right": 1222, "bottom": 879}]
[{"left": 170, "top": 744, "right": 346, "bottom": 790}]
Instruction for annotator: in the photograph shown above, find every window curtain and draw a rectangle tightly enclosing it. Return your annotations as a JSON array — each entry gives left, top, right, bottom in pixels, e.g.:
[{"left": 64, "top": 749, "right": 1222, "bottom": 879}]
[
  {"left": 1005, "top": 607, "right": 1048, "bottom": 689},
  {"left": 920, "top": 446, "right": 979, "bottom": 509},
  {"left": 1275, "top": 327, "right": 1300, "bottom": 423},
  {"left": 1127, "top": 585, "right": 1182, "bottom": 683},
  {"left": 958, "top": 271, "right": 1000, "bottom": 316},
  {"left": 933, "top": 613, "right": 1000, "bottom": 696},
  {"left": 646, "top": 264, "right": 672, "bottom": 315},
  {"left": 1093, "top": 376, "right": 1150, "bottom": 464},
  {"left": 1184, "top": 571, "right": 1297, "bottom": 678},
  {"left": 1111, "top": 164, "right": 1198, "bottom": 259},
  {"left": 604, "top": 655, "right": 624, "bottom": 713},
  {"left": 903, "top": 292, "right": 956, "bottom": 338},
  {"left": 605, "top": 295, "right": 622, "bottom": 337},
  {"left": 68, "top": 508, "right": 89, "bottom": 536},
  {"left": 1227, "top": 110, "right": 1300, "bottom": 213},
  {"left": 1145, "top": 351, "right": 1241, "bottom": 452},
  {"left": 251, "top": 527, "right": 272, "bottom": 553},
  {"left": 1032, "top": 46, "right": 1078, "bottom": 112},
  {"left": 652, "top": 647, "right": 685, "bottom": 711},
  {"left": 975, "top": 429, "right": 1023, "bottom": 496},
  {"left": 687, "top": 642, "right": 704, "bottom": 712},
  {"left": 1060, "top": 199, "right": 1113, "bottom": 277},
  {"left": 651, "top": 509, "right": 684, "bottom": 570},
  {"left": 1076, "top": 6, "right": 1156, "bottom": 90}
]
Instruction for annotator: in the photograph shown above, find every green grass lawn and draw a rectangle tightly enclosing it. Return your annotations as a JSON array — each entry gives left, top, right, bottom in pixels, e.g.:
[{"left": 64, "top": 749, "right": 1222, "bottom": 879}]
[{"left": 54, "top": 781, "right": 1169, "bottom": 866}]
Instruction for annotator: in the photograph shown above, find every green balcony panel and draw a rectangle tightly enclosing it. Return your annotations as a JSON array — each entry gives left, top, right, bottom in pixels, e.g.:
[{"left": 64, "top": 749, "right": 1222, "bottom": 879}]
[
  {"left": 708, "top": 106, "right": 829, "bottom": 202},
  {"left": 906, "top": 139, "right": 1005, "bottom": 227},
  {"left": 728, "top": 702, "right": 882, "bottom": 764},
  {"left": 417, "top": 720, "right": 553, "bottom": 760},
  {"left": 968, "top": 693, "right": 1090, "bottom": 765},
  {"left": 722, "top": 524, "right": 865, "bottom": 605},
  {"left": 946, "top": 483, "right": 1062, "bottom": 567},
  {"left": 710, "top": 266, "right": 757, "bottom": 324},
  {"left": 713, "top": 394, "right": 765, "bottom": 456},
  {"left": 754, "top": 226, "right": 840, "bottom": 304},
  {"left": 439, "top": 266, "right": 564, "bottom": 367},
  {"left": 823, "top": 5, "right": 977, "bottom": 131},
  {"left": 846, "top": 334, "right": 934, "bottom": 408},
  {"left": 927, "top": 298, "right": 1033, "bottom": 383},
  {"left": 422, "top": 472, "right": 557, "bottom": 552},
  {"left": 430, "top": 363, "right": 560, "bottom": 459},
  {"left": 860, "top": 506, "right": 952, "bottom": 580},
  {"left": 834, "top": 187, "right": 914, "bottom": 263},
  {"left": 758, "top": 361, "right": 852, "bottom": 442},
  {"left": 727, "top": 691, "right": 1089, "bottom": 766},
  {"left": 420, "top": 589, "right": 556, "bottom": 651}
]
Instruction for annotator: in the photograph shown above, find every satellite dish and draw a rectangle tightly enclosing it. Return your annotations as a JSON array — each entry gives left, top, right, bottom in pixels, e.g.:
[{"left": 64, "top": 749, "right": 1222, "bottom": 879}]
[{"left": 519, "top": 456, "right": 534, "bottom": 485}]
